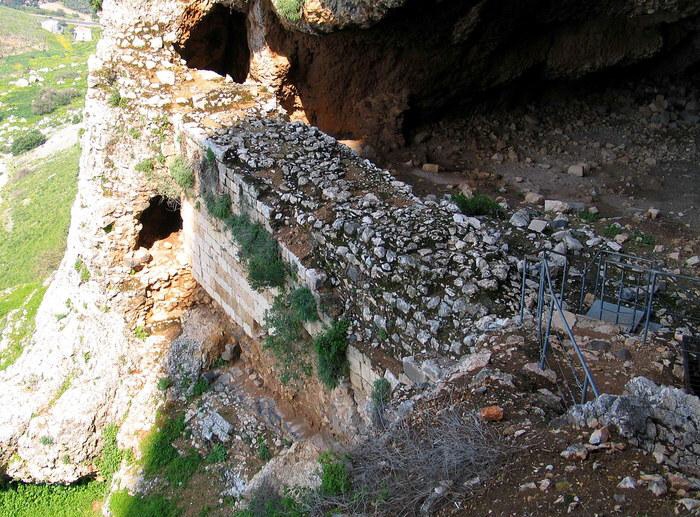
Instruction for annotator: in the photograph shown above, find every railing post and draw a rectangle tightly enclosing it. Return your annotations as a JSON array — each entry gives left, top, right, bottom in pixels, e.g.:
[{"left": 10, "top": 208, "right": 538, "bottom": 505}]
[
  {"left": 642, "top": 271, "right": 658, "bottom": 344},
  {"left": 519, "top": 258, "right": 528, "bottom": 324}
]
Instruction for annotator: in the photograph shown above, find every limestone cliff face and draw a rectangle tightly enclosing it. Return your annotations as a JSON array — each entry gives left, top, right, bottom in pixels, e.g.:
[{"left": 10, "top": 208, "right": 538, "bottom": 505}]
[{"left": 1, "top": 0, "right": 700, "bottom": 485}]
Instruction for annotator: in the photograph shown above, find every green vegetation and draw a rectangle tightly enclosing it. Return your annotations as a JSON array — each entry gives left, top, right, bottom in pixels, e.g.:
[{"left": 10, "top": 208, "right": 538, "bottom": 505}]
[
  {"left": 189, "top": 377, "right": 209, "bottom": 399},
  {"left": 110, "top": 490, "right": 180, "bottom": 517},
  {"left": 631, "top": 229, "right": 655, "bottom": 247},
  {"left": 579, "top": 210, "right": 601, "bottom": 223},
  {"left": 10, "top": 129, "right": 46, "bottom": 155},
  {"left": 32, "top": 88, "right": 80, "bottom": 115},
  {"left": 157, "top": 377, "right": 172, "bottom": 391},
  {"left": 39, "top": 436, "right": 54, "bottom": 446},
  {"left": 288, "top": 287, "right": 318, "bottom": 322},
  {"left": 133, "top": 326, "right": 149, "bottom": 340},
  {"left": 205, "top": 147, "right": 216, "bottom": 166},
  {"left": 95, "top": 424, "right": 122, "bottom": 482},
  {"left": 169, "top": 157, "right": 194, "bottom": 192},
  {"left": 0, "top": 146, "right": 80, "bottom": 371},
  {"left": 452, "top": 192, "right": 505, "bottom": 218},
  {"left": 371, "top": 378, "right": 391, "bottom": 409},
  {"left": 314, "top": 320, "right": 350, "bottom": 390},
  {"left": 319, "top": 452, "right": 350, "bottom": 496},
  {"left": 227, "top": 213, "right": 286, "bottom": 289},
  {"left": 0, "top": 480, "right": 104, "bottom": 517},
  {"left": 274, "top": 0, "right": 303, "bottom": 22},
  {"left": 233, "top": 491, "right": 305, "bottom": 517},
  {"left": 108, "top": 88, "right": 127, "bottom": 108},
  {"left": 74, "top": 258, "right": 90, "bottom": 283},
  {"left": 263, "top": 290, "right": 316, "bottom": 385},
  {"left": 602, "top": 223, "right": 621, "bottom": 238},
  {"left": 256, "top": 435, "right": 272, "bottom": 462},
  {"left": 205, "top": 193, "right": 231, "bottom": 220},
  {"left": 140, "top": 410, "right": 186, "bottom": 478},
  {"left": 205, "top": 443, "right": 227, "bottom": 464}
]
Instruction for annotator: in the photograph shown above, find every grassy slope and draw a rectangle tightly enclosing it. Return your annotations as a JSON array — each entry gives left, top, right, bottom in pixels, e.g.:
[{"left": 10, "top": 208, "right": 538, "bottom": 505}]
[
  {"left": 0, "top": 5, "right": 65, "bottom": 56},
  {"left": 0, "top": 146, "right": 79, "bottom": 370}
]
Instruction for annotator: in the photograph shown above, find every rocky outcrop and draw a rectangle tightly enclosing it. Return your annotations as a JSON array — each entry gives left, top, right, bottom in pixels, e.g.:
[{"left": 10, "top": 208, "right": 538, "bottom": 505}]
[{"left": 566, "top": 377, "right": 700, "bottom": 476}]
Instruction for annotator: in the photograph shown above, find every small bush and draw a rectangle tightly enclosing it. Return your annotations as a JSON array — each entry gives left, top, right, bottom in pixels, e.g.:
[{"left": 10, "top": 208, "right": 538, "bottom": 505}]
[
  {"left": 190, "top": 377, "right": 209, "bottom": 398},
  {"left": 274, "top": 0, "right": 303, "bottom": 21},
  {"left": 39, "top": 436, "right": 54, "bottom": 446},
  {"left": 134, "top": 326, "right": 149, "bottom": 340},
  {"left": 314, "top": 320, "right": 350, "bottom": 390},
  {"left": 95, "top": 424, "right": 122, "bottom": 481},
  {"left": 157, "top": 377, "right": 172, "bottom": 391},
  {"left": 579, "top": 210, "right": 600, "bottom": 223},
  {"left": 205, "top": 193, "right": 231, "bottom": 220},
  {"left": 371, "top": 378, "right": 391, "bottom": 409},
  {"left": 108, "top": 88, "right": 128, "bottom": 108},
  {"left": 319, "top": 452, "right": 350, "bottom": 496},
  {"left": 31, "top": 88, "right": 79, "bottom": 115},
  {"left": 227, "top": 214, "right": 286, "bottom": 289},
  {"left": 264, "top": 291, "right": 313, "bottom": 385},
  {"left": 602, "top": 223, "right": 621, "bottom": 238},
  {"left": 233, "top": 483, "right": 304, "bottom": 517},
  {"left": 164, "top": 450, "right": 202, "bottom": 485},
  {"left": 452, "top": 192, "right": 504, "bottom": 218},
  {"left": 74, "top": 258, "right": 90, "bottom": 283},
  {"left": 205, "top": 147, "right": 216, "bottom": 166},
  {"left": 206, "top": 443, "right": 227, "bottom": 464},
  {"left": 141, "top": 411, "right": 186, "bottom": 477},
  {"left": 169, "top": 157, "right": 194, "bottom": 192},
  {"left": 289, "top": 287, "right": 318, "bottom": 322},
  {"left": 10, "top": 130, "right": 46, "bottom": 155},
  {"left": 257, "top": 435, "right": 272, "bottom": 462},
  {"left": 135, "top": 158, "right": 155, "bottom": 174},
  {"left": 110, "top": 490, "right": 180, "bottom": 517}
]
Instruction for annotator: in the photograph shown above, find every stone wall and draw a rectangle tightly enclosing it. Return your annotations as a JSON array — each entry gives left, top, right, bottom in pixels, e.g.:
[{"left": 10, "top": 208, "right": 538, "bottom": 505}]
[
  {"left": 566, "top": 377, "right": 700, "bottom": 476},
  {"left": 178, "top": 125, "right": 383, "bottom": 419}
]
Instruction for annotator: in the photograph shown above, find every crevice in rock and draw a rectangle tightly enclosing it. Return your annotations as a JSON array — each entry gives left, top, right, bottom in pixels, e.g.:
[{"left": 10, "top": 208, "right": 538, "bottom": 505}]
[
  {"left": 136, "top": 196, "right": 183, "bottom": 249},
  {"left": 176, "top": 3, "right": 250, "bottom": 83}
]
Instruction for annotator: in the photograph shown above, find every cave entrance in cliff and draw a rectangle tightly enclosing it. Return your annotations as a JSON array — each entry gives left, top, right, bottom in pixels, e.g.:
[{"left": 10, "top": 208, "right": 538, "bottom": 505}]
[
  {"left": 176, "top": 4, "right": 250, "bottom": 83},
  {"left": 136, "top": 196, "right": 183, "bottom": 250}
]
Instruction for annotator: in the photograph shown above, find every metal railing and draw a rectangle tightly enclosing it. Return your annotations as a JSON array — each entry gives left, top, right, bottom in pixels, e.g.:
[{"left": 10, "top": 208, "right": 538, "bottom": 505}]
[{"left": 520, "top": 254, "right": 600, "bottom": 405}]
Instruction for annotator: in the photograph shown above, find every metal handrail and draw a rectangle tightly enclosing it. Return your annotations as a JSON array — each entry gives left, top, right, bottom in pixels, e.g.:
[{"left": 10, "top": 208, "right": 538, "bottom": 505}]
[{"left": 539, "top": 258, "right": 600, "bottom": 402}]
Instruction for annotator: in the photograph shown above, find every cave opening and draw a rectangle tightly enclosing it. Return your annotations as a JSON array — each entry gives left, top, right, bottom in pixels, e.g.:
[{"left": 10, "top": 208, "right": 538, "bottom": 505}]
[
  {"left": 176, "top": 4, "right": 250, "bottom": 83},
  {"left": 136, "top": 196, "right": 183, "bottom": 250},
  {"left": 258, "top": 0, "right": 700, "bottom": 154}
]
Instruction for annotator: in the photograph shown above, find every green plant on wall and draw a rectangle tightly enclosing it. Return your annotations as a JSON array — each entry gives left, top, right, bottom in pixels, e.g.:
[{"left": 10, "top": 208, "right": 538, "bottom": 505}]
[
  {"left": 274, "top": 0, "right": 303, "bottom": 21},
  {"left": 263, "top": 288, "right": 318, "bottom": 384},
  {"left": 314, "top": 320, "right": 350, "bottom": 389}
]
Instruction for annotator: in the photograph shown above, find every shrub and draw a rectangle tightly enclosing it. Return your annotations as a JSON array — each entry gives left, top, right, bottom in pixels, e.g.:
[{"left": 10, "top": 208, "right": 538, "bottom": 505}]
[
  {"left": 319, "top": 452, "right": 350, "bottom": 496},
  {"left": 31, "top": 88, "right": 79, "bottom": 115},
  {"left": 90, "top": 0, "right": 103, "bottom": 12},
  {"left": 205, "top": 147, "right": 216, "bottom": 166},
  {"left": 108, "top": 88, "right": 128, "bottom": 108},
  {"left": 10, "top": 130, "right": 46, "bottom": 155},
  {"left": 257, "top": 435, "right": 272, "bottom": 462},
  {"left": 157, "top": 377, "right": 172, "bottom": 391},
  {"left": 452, "top": 192, "right": 504, "bottom": 218},
  {"left": 164, "top": 450, "right": 202, "bottom": 485},
  {"left": 274, "top": 0, "right": 303, "bottom": 21},
  {"left": 74, "top": 258, "right": 90, "bottom": 283},
  {"left": 39, "top": 436, "right": 54, "bottom": 446},
  {"left": 110, "top": 490, "right": 180, "bottom": 517},
  {"left": 227, "top": 214, "right": 286, "bottom": 289},
  {"left": 371, "top": 378, "right": 391, "bottom": 409},
  {"left": 233, "top": 483, "right": 305, "bottom": 517},
  {"left": 169, "top": 157, "right": 194, "bottom": 192},
  {"left": 190, "top": 377, "right": 209, "bottom": 398},
  {"left": 264, "top": 291, "right": 313, "bottom": 385},
  {"left": 314, "top": 320, "right": 349, "bottom": 389},
  {"left": 135, "top": 158, "right": 155, "bottom": 174},
  {"left": 205, "top": 193, "right": 231, "bottom": 220},
  {"left": 95, "top": 424, "right": 122, "bottom": 481},
  {"left": 205, "top": 443, "right": 227, "bottom": 464},
  {"left": 602, "top": 223, "right": 621, "bottom": 238},
  {"left": 140, "top": 410, "right": 186, "bottom": 477},
  {"left": 134, "top": 326, "right": 148, "bottom": 340},
  {"left": 289, "top": 287, "right": 318, "bottom": 322}
]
